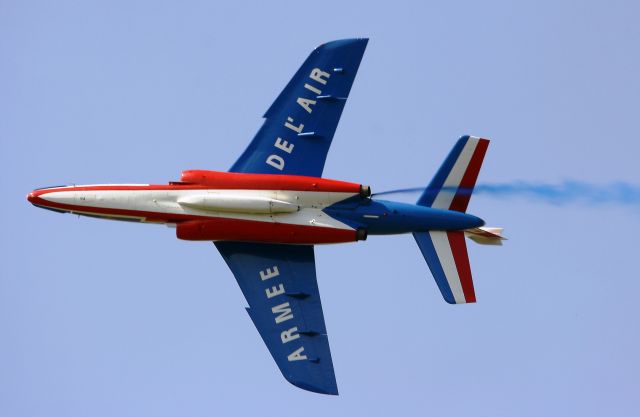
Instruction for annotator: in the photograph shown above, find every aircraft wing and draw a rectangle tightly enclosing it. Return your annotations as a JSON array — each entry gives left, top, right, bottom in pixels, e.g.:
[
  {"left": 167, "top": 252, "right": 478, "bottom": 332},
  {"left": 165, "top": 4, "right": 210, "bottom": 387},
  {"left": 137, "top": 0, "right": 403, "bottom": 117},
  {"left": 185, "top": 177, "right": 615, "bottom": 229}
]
[
  {"left": 229, "top": 38, "right": 368, "bottom": 177},
  {"left": 214, "top": 241, "right": 338, "bottom": 395}
]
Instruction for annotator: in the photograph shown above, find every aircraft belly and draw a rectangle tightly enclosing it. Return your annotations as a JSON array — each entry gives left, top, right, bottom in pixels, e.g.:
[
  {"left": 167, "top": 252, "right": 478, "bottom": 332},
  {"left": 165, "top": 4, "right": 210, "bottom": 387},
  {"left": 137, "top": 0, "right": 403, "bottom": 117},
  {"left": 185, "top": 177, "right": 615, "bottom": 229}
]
[{"left": 36, "top": 189, "right": 357, "bottom": 230}]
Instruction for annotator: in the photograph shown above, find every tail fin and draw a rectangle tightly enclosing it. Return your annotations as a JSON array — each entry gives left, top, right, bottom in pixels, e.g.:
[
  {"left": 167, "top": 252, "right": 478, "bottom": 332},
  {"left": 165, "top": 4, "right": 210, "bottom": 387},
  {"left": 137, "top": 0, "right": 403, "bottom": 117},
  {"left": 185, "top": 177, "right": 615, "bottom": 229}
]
[
  {"left": 417, "top": 136, "right": 489, "bottom": 212},
  {"left": 413, "top": 136, "right": 490, "bottom": 304}
]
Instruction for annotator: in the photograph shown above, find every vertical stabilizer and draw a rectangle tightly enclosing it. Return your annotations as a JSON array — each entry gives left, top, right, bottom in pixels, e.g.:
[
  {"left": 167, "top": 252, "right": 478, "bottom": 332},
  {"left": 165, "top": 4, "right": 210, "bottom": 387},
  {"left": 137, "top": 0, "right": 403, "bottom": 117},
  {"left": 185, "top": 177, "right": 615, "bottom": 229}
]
[{"left": 417, "top": 136, "right": 489, "bottom": 212}]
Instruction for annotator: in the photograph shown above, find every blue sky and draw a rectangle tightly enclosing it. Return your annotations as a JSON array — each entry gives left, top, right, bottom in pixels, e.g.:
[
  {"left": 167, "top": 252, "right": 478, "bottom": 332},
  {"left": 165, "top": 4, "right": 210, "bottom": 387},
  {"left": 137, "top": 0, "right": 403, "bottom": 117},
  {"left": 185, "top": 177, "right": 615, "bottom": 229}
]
[{"left": 2, "top": 1, "right": 639, "bottom": 416}]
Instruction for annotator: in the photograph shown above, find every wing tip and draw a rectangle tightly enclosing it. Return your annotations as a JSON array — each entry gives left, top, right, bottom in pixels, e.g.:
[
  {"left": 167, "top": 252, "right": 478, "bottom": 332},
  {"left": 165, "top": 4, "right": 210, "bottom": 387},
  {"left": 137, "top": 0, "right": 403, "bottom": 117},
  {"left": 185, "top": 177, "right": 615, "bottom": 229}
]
[
  {"left": 286, "top": 376, "right": 339, "bottom": 395},
  {"left": 316, "top": 38, "right": 369, "bottom": 51}
]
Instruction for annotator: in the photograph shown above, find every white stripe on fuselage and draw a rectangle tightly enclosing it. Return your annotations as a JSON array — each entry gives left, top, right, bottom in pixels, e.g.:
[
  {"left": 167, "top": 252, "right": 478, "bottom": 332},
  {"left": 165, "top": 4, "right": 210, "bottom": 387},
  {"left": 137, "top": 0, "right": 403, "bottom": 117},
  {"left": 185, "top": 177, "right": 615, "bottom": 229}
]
[{"left": 40, "top": 188, "right": 356, "bottom": 230}]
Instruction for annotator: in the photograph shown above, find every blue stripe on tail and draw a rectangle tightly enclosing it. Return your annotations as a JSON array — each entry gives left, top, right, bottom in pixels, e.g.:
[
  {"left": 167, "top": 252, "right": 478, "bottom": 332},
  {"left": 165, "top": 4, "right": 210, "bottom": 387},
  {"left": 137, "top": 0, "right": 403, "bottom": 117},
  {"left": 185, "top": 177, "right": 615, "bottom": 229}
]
[
  {"left": 416, "top": 136, "right": 469, "bottom": 207},
  {"left": 413, "top": 232, "right": 456, "bottom": 303}
]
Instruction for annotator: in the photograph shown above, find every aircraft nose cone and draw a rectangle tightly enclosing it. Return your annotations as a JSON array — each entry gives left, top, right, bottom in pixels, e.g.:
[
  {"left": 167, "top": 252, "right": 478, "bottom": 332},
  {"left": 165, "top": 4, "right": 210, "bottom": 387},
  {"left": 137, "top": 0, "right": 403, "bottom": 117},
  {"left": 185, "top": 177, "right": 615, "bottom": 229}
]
[{"left": 27, "top": 192, "right": 36, "bottom": 204}]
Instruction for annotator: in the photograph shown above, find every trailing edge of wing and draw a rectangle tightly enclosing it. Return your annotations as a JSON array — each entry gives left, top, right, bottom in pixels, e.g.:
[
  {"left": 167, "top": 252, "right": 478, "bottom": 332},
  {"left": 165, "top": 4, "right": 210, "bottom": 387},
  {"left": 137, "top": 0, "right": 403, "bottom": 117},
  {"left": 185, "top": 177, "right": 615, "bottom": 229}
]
[{"left": 214, "top": 242, "right": 338, "bottom": 395}]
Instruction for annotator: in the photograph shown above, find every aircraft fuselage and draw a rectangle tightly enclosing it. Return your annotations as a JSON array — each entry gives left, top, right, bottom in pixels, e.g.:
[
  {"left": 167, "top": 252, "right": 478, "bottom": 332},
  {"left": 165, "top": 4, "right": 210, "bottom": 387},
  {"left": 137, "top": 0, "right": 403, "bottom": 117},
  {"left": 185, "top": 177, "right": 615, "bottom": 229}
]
[{"left": 27, "top": 170, "right": 483, "bottom": 244}]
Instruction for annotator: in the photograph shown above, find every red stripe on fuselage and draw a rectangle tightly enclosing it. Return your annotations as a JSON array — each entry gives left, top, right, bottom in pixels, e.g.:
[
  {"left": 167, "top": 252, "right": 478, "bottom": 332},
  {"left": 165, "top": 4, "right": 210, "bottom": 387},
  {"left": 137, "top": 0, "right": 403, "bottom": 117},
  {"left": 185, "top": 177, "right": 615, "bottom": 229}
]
[
  {"left": 447, "top": 231, "right": 476, "bottom": 303},
  {"left": 176, "top": 218, "right": 357, "bottom": 244},
  {"left": 29, "top": 171, "right": 363, "bottom": 197},
  {"left": 180, "top": 170, "right": 362, "bottom": 193},
  {"left": 449, "top": 139, "right": 489, "bottom": 213}
]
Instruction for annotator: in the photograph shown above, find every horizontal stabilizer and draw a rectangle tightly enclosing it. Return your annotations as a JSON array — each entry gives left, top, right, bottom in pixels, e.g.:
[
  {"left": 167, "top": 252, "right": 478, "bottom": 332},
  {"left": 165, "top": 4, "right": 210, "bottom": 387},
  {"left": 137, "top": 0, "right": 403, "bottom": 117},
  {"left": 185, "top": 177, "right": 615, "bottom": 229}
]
[{"left": 413, "top": 231, "right": 476, "bottom": 304}]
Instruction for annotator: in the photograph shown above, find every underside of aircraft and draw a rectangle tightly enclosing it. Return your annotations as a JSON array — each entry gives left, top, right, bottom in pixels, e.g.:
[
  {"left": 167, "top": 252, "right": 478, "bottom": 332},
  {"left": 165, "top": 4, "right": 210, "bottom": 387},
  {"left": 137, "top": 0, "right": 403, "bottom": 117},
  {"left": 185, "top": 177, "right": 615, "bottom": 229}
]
[{"left": 28, "top": 38, "right": 503, "bottom": 395}]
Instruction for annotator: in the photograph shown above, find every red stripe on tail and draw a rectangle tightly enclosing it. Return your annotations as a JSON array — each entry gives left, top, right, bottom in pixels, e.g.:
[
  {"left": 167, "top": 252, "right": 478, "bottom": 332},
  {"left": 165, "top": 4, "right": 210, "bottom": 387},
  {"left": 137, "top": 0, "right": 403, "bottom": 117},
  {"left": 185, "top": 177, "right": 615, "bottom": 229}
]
[
  {"left": 447, "top": 231, "right": 476, "bottom": 303},
  {"left": 449, "top": 139, "right": 489, "bottom": 212}
]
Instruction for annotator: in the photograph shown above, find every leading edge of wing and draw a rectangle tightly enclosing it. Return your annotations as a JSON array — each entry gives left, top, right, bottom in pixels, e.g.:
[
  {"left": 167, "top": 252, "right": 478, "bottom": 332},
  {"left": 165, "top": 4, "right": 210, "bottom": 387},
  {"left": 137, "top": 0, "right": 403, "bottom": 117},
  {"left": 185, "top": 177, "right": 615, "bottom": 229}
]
[
  {"left": 229, "top": 38, "right": 368, "bottom": 177},
  {"left": 214, "top": 241, "right": 339, "bottom": 395}
]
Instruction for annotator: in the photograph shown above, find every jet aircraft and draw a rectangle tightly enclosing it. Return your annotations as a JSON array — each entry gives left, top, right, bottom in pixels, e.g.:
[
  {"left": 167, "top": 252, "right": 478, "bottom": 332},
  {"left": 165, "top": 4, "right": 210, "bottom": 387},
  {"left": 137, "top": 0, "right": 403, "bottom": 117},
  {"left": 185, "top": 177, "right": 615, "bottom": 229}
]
[{"left": 27, "top": 38, "right": 503, "bottom": 395}]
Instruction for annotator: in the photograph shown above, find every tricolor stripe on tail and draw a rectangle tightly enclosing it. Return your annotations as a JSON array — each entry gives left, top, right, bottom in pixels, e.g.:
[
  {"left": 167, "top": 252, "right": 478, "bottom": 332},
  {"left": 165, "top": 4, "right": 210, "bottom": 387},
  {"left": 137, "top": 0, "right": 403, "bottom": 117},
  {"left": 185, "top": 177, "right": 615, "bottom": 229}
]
[
  {"left": 414, "top": 231, "right": 475, "bottom": 304},
  {"left": 413, "top": 135, "right": 490, "bottom": 304},
  {"left": 418, "top": 136, "right": 489, "bottom": 212}
]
